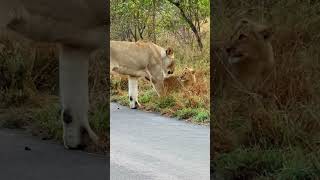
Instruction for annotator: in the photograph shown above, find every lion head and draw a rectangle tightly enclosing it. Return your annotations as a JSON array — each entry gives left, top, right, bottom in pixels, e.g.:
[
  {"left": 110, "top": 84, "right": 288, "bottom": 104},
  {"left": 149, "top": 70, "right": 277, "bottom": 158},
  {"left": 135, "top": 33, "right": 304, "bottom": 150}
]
[
  {"left": 162, "top": 47, "right": 175, "bottom": 77},
  {"left": 225, "top": 19, "right": 274, "bottom": 89},
  {"left": 179, "top": 67, "right": 196, "bottom": 86}
]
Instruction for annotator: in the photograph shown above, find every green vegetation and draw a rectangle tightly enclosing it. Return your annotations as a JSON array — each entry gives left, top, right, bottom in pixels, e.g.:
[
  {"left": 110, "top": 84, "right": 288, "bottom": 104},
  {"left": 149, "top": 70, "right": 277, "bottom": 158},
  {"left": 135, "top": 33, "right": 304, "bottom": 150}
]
[
  {"left": 156, "top": 95, "right": 176, "bottom": 109},
  {"left": 215, "top": 148, "right": 320, "bottom": 180},
  {"left": 31, "top": 103, "right": 62, "bottom": 141},
  {"left": 174, "top": 108, "right": 197, "bottom": 119},
  {"left": 139, "top": 90, "right": 155, "bottom": 104},
  {"left": 194, "top": 109, "right": 210, "bottom": 122},
  {"left": 110, "top": 0, "right": 210, "bottom": 124},
  {"left": 212, "top": 0, "right": 320, "bottom": 179}
]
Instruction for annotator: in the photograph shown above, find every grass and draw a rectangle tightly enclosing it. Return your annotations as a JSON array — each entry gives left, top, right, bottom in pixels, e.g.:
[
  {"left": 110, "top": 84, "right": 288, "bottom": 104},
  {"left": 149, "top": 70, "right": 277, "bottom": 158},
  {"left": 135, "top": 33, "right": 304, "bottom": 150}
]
[
  {"left": 214, "top": 148, "right": 320, "bottom": 180},
  {"left": 138, "top": 90, "right": 155, "bottom": 104},
  {"left": 89, "top": 102, "right": 109, "bottom": 137},
  {"left": 194, "top": 109, "right": 210, "bottom": 122},
  {"left": 212, "top": 0, "right": 320, "bottom": 179},
  {"left": 174, "top": 108, "right": 198, "bottom": 119},
  {"left": 156, "top": 95, "right": 176, "bottom": 109},
  {"left": 31, "top": 102, "right": 62, "bottom": 140}
]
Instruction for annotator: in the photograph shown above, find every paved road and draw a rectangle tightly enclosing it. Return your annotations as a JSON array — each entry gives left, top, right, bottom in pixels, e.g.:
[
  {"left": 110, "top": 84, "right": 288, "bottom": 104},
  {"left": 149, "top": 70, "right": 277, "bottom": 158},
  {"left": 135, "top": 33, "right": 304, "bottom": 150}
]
[
  {"left": 110, "top": 103, "right": 210, "bottom": 180},
  {"left": 0, "top": 129, "right": 108, "bottom": 180}
]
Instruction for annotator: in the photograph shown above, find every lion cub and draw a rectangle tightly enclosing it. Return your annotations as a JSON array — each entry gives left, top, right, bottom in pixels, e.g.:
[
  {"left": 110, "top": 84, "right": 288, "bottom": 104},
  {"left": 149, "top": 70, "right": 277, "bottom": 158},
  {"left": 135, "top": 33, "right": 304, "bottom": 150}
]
[
  {"left": 215, "top": 19, "right": 274, "bottom": 91},
  {"left": 164, "top": 67, "right": 196, "bottom": 93}
]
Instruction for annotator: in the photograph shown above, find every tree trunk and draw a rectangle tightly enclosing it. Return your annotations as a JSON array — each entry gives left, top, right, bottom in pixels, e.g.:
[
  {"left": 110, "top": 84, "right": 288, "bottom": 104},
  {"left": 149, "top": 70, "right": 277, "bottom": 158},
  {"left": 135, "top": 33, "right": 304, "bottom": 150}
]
[
  {"left": 152, "top": 0, "right": 157, "bottom": 43},
  {"left": 138, "top": 25, "right": 146, "bottom": 40},
  {"left": 129, "top": 28, "right": 138, "bottom": 42},
  {"left": 168, "top": 0, "right": 203, "bottom": 50}
]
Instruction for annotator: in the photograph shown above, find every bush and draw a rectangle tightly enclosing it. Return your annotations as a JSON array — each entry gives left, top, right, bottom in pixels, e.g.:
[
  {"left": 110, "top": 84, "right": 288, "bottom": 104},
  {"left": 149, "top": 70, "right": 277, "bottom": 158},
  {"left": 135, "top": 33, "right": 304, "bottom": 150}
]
[
  {"left": 194, "top": 109, "right": 210, "bottom": 122},
  {"left": 174, "top": 108, "right": 198, "bottom": 119},
  {"left": 215, "top": 148, "right": 320, "bottom": 179},
  {"left": 156, "top": 95, "right": 176, "bottom": 109},
  {"left": 89, "top": 103, "right": 109, "bottom": 135},
  {"left": 31, "top": 103, "right": 62, "bottom": 141}
]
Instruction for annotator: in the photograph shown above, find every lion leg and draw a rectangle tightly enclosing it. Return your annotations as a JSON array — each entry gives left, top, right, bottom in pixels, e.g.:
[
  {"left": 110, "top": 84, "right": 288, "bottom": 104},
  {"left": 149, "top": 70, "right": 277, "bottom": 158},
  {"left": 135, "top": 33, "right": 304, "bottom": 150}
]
[
  {"left": 128, "top": 76, "right": 140, "bottom": 109},
  {"left": 146, "top": 66, "right": 165, "bottom": 97},
  {"left": 59, "top": 45, "right": 98, "bottom": 149},
  {"left": 152, "top": 80, "right": 165, "bottom": 97}
]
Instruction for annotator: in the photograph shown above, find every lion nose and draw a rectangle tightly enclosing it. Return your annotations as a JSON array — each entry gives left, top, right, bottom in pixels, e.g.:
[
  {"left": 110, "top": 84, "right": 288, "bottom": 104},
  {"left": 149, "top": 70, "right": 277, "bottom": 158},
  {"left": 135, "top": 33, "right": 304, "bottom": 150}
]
[{"left": 168, "top": 71, "right": 173, "bottom": 74}]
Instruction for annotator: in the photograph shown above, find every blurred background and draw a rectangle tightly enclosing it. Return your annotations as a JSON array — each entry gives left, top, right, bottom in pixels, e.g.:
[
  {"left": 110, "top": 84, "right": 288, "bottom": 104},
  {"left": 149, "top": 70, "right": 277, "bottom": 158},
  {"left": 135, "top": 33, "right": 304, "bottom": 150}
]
[
  {"left": 212, "top": 1, "right": 320, "bottom": 179},
  {"left": 0, "top": 31, "right": 108, "bottom": 152}
]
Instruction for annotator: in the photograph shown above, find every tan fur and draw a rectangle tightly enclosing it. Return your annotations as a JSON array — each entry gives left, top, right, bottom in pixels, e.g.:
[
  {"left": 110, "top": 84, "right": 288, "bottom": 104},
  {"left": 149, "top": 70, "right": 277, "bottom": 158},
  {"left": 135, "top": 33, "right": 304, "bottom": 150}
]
[
  {"left": 164, "top": 67, "right": 196, "bottom": 93},
  {"left": 180, "top": 67, "right": 196, "bottom": 87},
  {"left": 217, "top": 19, "right": 274, "bottom": 90},
  {"left": 110, "top": 40, "right": 175, "bottom": 96}
]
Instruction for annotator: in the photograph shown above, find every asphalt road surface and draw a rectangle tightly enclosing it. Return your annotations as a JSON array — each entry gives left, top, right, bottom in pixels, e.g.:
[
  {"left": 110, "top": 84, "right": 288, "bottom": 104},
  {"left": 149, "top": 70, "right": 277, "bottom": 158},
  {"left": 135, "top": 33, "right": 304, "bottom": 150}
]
[
  {"left": 110, "top": 103, "right": 210, "bottom": 180},
  {"left": 0, "top": 129, "right": 108, "bottom": 180}
]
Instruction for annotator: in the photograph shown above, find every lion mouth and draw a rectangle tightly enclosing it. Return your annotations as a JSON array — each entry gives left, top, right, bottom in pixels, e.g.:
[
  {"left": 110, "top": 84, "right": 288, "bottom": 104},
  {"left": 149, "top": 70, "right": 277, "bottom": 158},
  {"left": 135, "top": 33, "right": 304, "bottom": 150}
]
[
  {"left": 234, "top": 54, "right": 244, "bottom": 58},
  {"left": 228, "top": 53, "right": 244, "bottom": 64},
  {"left": 228, "top": 57, "right": 241, "bottom": 64}
]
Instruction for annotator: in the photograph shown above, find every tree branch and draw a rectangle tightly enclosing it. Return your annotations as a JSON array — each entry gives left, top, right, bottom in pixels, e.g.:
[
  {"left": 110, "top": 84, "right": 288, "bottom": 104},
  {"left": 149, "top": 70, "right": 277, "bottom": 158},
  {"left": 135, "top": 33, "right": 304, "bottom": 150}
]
[{"left": 167, "top": 0, "right": 203, "bottom": 50}]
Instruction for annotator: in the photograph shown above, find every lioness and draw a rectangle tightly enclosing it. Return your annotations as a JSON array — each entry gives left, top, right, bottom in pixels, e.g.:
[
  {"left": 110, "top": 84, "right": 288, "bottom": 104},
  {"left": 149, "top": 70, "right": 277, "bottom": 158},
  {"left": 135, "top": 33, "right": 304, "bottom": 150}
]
[
  {"left": 215, "top": 19, "right": 274, "bottom": 91},
  {"left": 164, "top": 67, "right": 196, "bottom": 93},
  {"left": 110, "top": 40, "right": 175, "bottom": 109}
]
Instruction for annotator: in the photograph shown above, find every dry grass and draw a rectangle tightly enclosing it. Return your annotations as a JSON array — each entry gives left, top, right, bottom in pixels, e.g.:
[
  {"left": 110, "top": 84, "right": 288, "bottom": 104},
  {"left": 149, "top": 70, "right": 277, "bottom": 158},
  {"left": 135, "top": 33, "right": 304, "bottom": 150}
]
[{"left": 212, "top": 0, "right": 320, "bottom": 179}]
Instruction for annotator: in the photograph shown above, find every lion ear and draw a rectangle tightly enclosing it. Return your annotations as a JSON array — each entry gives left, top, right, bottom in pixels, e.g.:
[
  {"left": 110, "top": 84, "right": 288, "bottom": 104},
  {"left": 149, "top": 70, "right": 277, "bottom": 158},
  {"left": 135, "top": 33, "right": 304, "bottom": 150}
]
[
  {"left": 166, "top": 47, "right": 173, "bottom": 56},
  {"left": 260, "top": 27, "right": 273, "bottom": 40}
]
